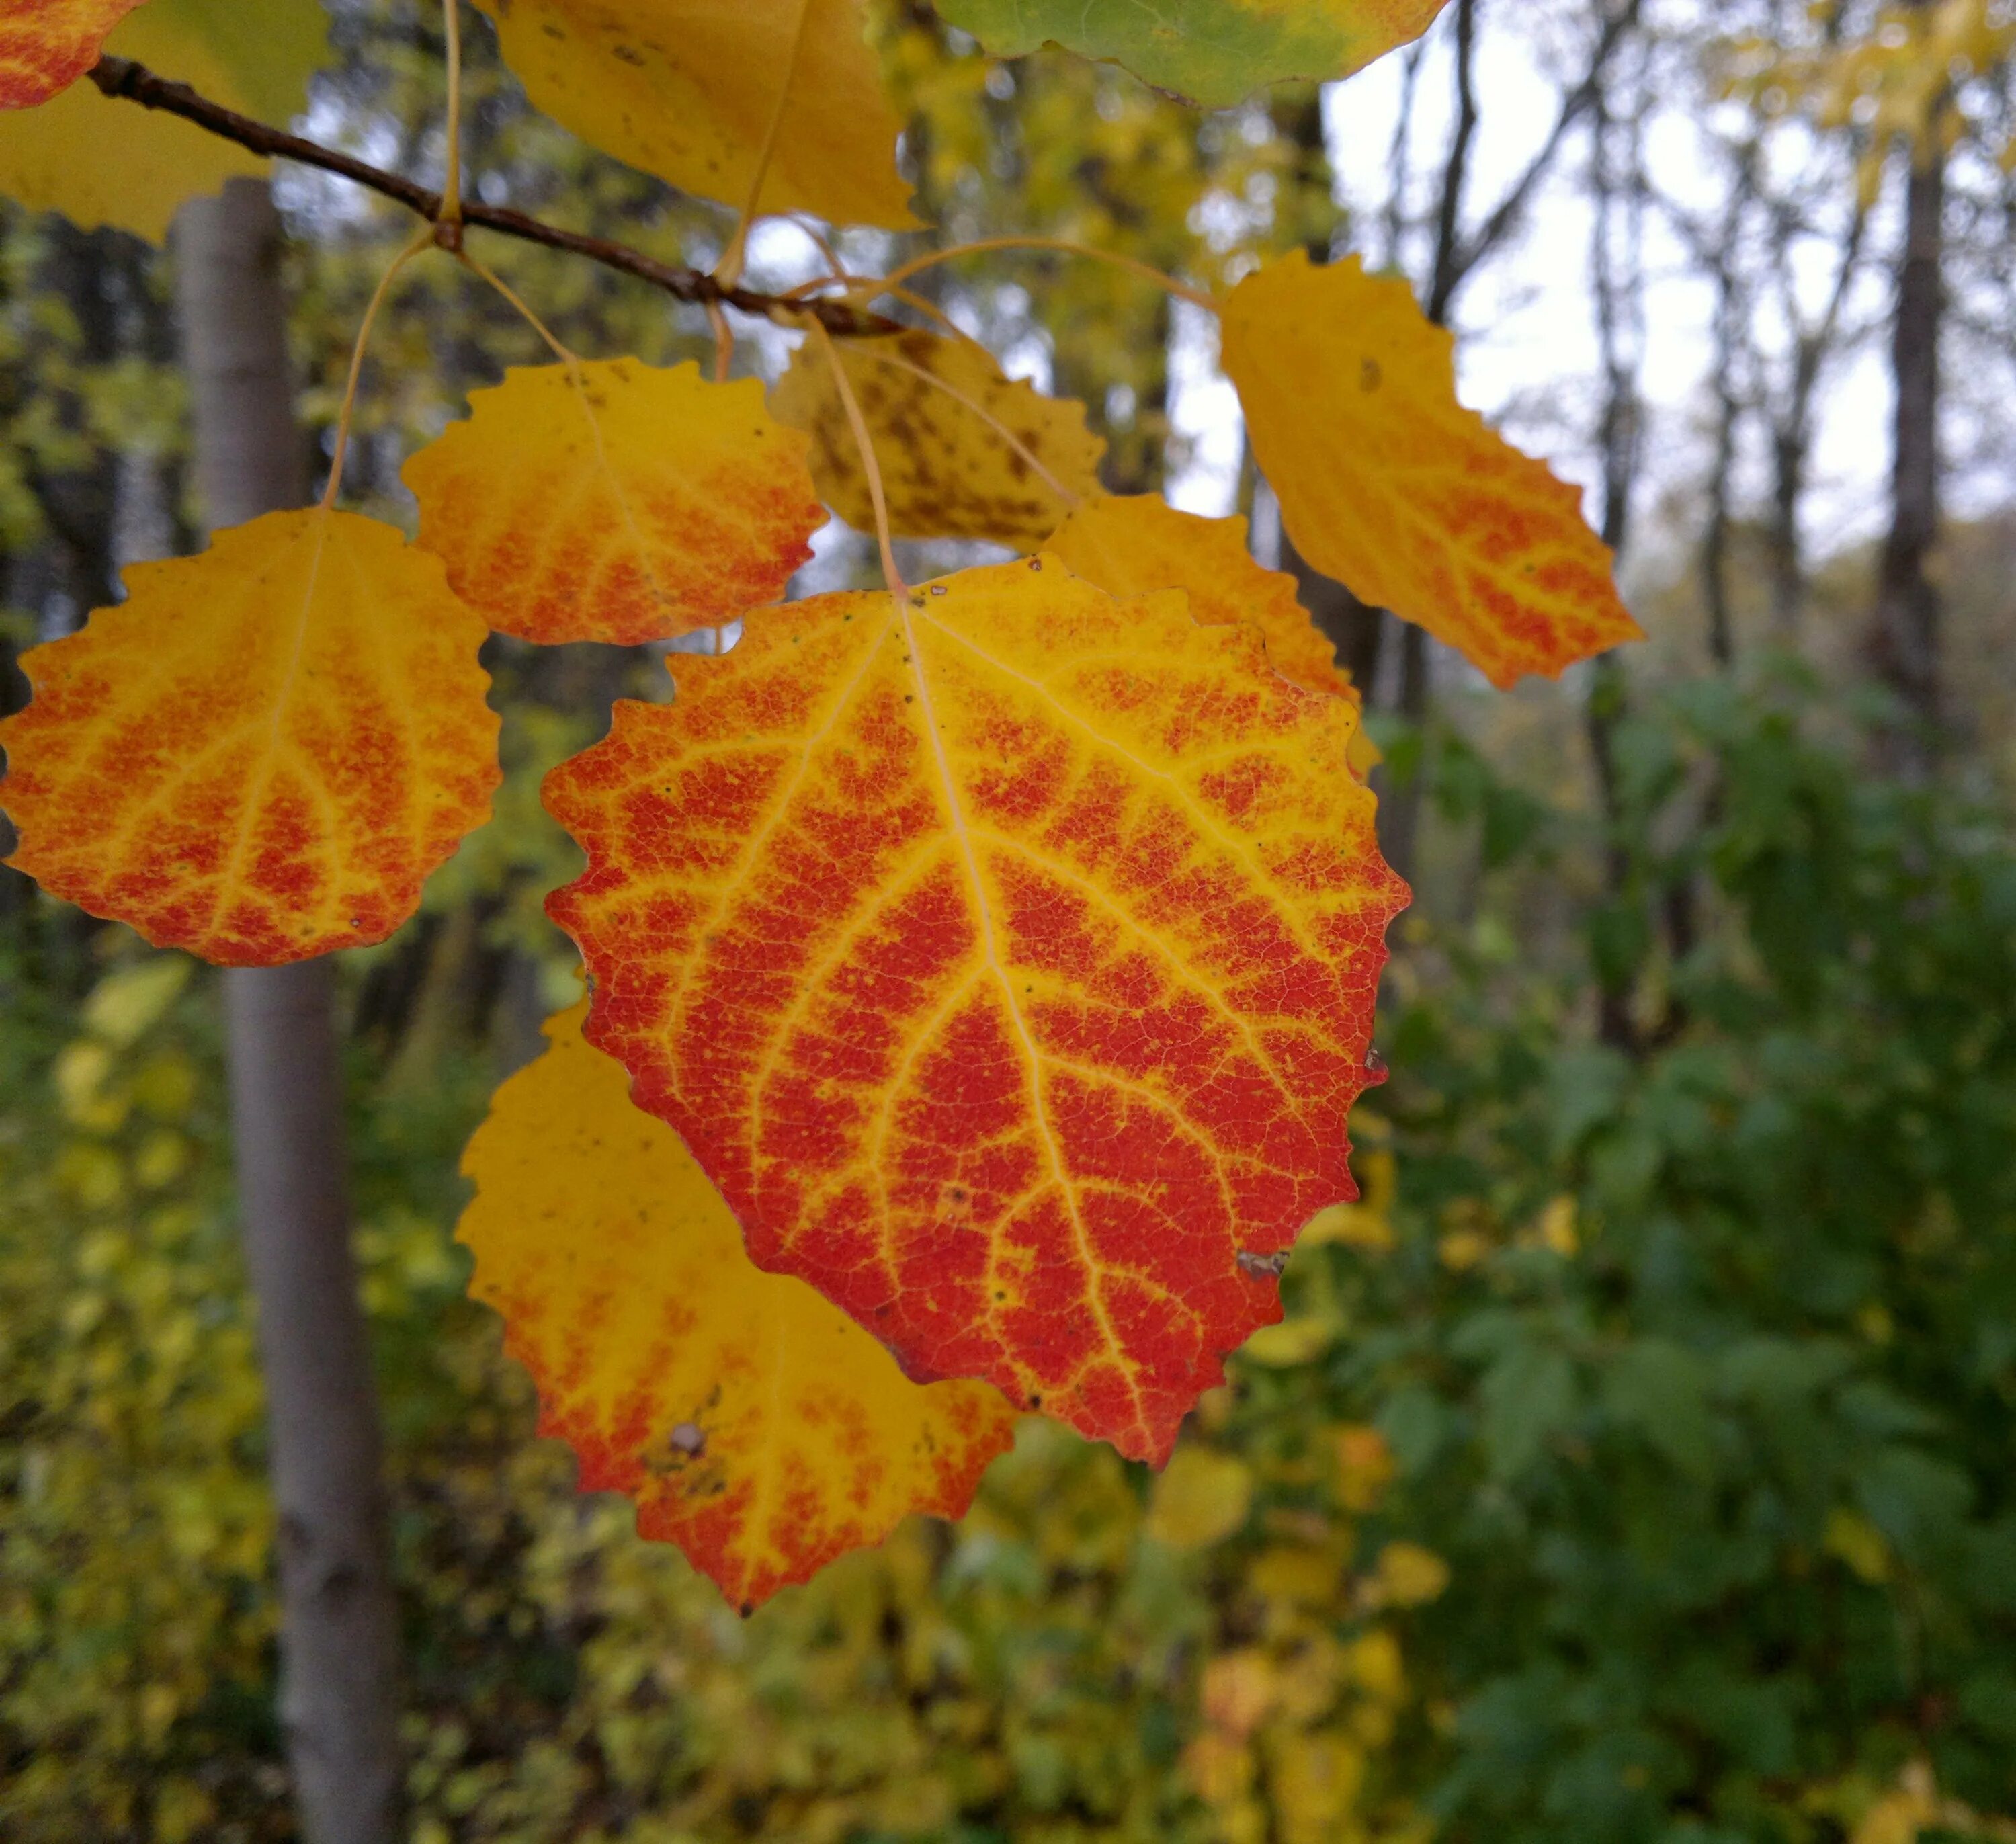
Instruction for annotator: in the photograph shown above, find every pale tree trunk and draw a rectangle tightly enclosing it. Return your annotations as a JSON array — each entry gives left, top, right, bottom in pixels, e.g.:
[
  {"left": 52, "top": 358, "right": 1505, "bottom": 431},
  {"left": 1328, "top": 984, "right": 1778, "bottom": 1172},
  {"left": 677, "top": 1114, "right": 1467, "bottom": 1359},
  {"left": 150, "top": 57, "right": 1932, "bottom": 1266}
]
[
  {"left": 1869, "top": 119, "right": 1945, "bottom": 761},
  {"left": 172, "top": 177, "right": 405, "bottom": 1844}
]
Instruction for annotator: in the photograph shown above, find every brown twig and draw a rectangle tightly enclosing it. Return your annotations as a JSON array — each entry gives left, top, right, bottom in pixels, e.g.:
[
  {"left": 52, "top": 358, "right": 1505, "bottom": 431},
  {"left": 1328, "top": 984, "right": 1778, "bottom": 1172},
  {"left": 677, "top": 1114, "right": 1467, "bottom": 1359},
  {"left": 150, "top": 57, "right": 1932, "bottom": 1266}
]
[{"left": 86, "top": 53, "right": 900, "bottom": 337}]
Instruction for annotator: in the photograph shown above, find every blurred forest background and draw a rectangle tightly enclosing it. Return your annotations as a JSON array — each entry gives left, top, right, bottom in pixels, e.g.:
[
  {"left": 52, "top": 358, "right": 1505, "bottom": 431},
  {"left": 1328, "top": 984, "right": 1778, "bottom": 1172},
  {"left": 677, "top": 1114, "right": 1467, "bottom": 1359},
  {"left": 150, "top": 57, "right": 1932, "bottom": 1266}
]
[{"left": 6, "top": 0, "right": 2016, "bottom": 1839}]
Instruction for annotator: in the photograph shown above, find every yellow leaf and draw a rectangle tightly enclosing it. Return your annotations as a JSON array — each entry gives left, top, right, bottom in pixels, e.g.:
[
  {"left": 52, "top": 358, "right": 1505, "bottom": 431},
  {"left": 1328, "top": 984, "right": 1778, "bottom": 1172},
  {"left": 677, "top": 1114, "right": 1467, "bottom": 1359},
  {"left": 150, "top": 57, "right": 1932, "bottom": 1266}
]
[
  {"left": 1330, "top": 1423, "right": 1395, "bottom": 1513},
  {"left": 81, "top": 956, "right": 192, "bottom": 1046},
  {"left": 0, "top": 0, "right": 329, "bottom": 240},
  {"left": 1200, "top": 1650, "right": 1278, "bottom": 1741},
  {"left": 1222, "top": 253, "right": 1643, "bottom": 689},
  {"left": 770, "top": 328, "right": 1107, "bottom": 546},
  {"left": 404, "top": 360, "right": 825, "bottom": 646},
  {"left": 1265, "top": 1729, "right": 1367, "bottom": 1844},
  {"left": 1239, "top": 1316, "right": 1339, "bottom": 1368},
  {"left": 472, "top": 0, "right": 915, "bottom": 229},
  {"left": 544, "top": 556, "right": 1406, "bottom": 1462},
  {"left": 1044, "top": 494, "right": 1380, "bottom": 776},
  {"left": 0, "top": 0, "right": 143, "bottom": 108},
  {"left": 1345, "top": 1626, "right": 1405, "bottom": 1703},
  {"left": 1146, "top": 1446, "right": 1255, "bottom": 1549},
  {"left": 1369, "top": 1540, "right": 1449, "bottom": 1607},
  {"left": 458, "top": 1002, "right": 1018, "bottom": 1611},
  {"left": 0, "top": 510, "right": 500, "bottom": 965},
  {"left": 1824, "top": 1506, "right": 1894, "bottom": 1585}
]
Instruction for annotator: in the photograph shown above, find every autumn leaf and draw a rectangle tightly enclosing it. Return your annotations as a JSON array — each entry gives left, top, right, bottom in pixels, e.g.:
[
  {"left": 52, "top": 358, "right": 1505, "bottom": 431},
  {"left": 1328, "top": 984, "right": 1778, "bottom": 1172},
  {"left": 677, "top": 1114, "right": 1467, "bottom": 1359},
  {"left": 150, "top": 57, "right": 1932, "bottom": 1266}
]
[
  {"left": 403, "top": 359, "right": 825, "bottom": 646},
  {"left": 770, "top": 327, "right": 1107, "bottom": 546},
  {"left": 459, "top": 1002, "right": 1017, "bottom": 1611},
  {"left": 0, "top": 0, "right": 328, "bottom": 240},
  {"left": 0, "top": 510, "right": 499, "bottom": 965},
  {"left": 544, "top": 556, "right": 1405, "bottom": 1464},
  {"left": 1043, "top": 493, "right": 1379, "bottom": 776},
  {"left": 1221, "top": 252, "right": 1642, "bottom": 689},
  {"left": 935, "top": 0, "right": 1447, "bottom": 108},
  {"left": 0, "top": 0, "right": 144, "bottom": 108},
  {"left": 1146, "top": 1445, "right": 1254, "bottom": 1548},
  {"left": 472, "top": 0, "right": 915, "bottom": 230}
]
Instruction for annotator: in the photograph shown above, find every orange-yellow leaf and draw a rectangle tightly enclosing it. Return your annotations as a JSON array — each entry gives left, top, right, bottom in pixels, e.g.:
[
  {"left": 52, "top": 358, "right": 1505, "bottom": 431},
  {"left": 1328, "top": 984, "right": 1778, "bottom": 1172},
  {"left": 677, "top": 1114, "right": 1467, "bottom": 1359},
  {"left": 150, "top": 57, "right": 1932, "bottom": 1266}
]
[
  {"left": 769, "top": 328, "right": 1107, "bottom": 546},
  {"left": 544, "top": 557, "right": 1406, "bottom": 1464},
  {"left": 0, "top": 0, "right": 141, "bottom": 107},
  {"left": 0, "top": 511, "right": 499, "bottom": 965},
  {"left": 1042, "top": 493, "right": 1380, "bottom": 776},
  {"left": 403, "top": 359, "right": 824, "bottom": 646},
  {"left": 459, "top": 1002, "right": 1017, "bottom": 1611},
  {"left": 472, "top": 0, "right": 915, "bottom": 229},
  {"left": 1221, "top": 253, "right": 1642, "bottom": 689}
]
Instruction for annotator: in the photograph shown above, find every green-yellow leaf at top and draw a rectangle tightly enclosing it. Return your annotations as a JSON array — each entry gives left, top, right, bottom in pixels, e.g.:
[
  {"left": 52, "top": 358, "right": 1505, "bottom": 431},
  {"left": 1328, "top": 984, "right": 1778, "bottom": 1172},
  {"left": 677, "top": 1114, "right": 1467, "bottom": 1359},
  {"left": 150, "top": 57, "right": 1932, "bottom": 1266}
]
[
  {"left": 769, "top": 327, "right": 1106, "bottom": 546},
  {"left": 936, "top": 0, "right": 1448, "bottom": 108},
  {"left": 403, "top": 359, "right": 825, "bottom": 646},
  {"left": 458, "top": 1001, "right": 1019, "bottom": 1612},
  {"left": 0, "top": 0, "right": 145, "bottom": 108},
  {"left": 1042, "top": 493, "right": 1380, "bottom": 776},
  {"left": 0, "top": 0, "right": 327, "bottom": 239},
  {"left": 1222, "top": 252, "right": 1642, "bottom": 689},
  {"left": 472, "top": 0, "right": 916, "bottom": 229},
  {"left": 0, "top": 509, "right": 500, "bottom": 966}
]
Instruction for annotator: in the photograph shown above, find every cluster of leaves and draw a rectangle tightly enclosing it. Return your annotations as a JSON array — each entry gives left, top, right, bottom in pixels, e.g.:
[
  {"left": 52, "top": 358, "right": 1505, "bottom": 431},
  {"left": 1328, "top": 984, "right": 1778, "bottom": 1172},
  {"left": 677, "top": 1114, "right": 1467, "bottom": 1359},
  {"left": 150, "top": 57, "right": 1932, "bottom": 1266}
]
[
  {"left": 9, "top": 679, "right": 2016, "bottom": 1841},
  {"left": 0, "top": 0, "right": 1651, "bottom": 1603}
]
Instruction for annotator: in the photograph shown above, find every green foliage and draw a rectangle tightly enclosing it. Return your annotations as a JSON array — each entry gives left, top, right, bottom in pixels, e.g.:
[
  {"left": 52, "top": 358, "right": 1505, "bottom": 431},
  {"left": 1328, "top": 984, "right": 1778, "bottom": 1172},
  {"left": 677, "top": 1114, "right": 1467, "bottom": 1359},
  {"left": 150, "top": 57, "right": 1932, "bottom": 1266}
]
[{"left": 1258, "top": 673, "right": 2016, "bottom": 1839}]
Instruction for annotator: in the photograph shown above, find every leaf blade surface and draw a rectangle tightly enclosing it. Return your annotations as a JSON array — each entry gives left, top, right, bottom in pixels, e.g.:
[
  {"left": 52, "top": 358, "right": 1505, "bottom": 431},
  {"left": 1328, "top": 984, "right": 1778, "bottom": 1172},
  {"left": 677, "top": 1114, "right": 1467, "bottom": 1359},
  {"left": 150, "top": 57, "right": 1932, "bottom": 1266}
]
[
  {"left": 770, "top": 329, "right": 1107, "bottom": 546},
  {"left": 935, "top": 0, "right": 1448, "bottom": 107},
  {"left": 0, "top": 509, "right": 499, "bottom": 964},
  {"left": 0, "top": 0, "right": 144, "bottom": 108},
  {"left": 0, "top": 0, "right": 328, "bottom": 239},
  {"left": 544, "top": 557, "right": 1405, "bottom": 1462},
  {"left": 472, "top": 0, "right": 915, "bottom": 228},
  {"left": 460, "top": 1002, "right": 1018, "bottom": 1611},
  {"left": 405, "top": 360, "right": 825, "bottom": 646},
  {"left": 1221, "top": 252, "right": 1642, "bottom": 688}
]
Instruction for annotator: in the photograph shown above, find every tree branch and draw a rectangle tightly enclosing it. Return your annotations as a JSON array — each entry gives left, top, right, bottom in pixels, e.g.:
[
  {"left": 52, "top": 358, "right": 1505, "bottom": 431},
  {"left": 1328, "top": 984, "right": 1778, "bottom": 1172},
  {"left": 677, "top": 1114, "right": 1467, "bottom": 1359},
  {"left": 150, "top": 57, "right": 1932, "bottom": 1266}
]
[{"left": 86, "top": 54, "right": 897, "bottom": 336}]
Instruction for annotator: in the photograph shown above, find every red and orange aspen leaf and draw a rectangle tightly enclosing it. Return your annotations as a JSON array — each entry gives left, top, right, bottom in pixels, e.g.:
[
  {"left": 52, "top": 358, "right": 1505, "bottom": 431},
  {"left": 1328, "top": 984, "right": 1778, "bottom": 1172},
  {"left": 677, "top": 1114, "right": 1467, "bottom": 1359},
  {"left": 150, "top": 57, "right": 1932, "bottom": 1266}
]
[
  {"left": 544, "top": 557, "right": 1406, "bottom": 1464},
  {"left": 1042, "top": 493, "right": 1380, "bottom": 776},
  {"left": 1221, "top": 253, "right": 1642, "bottom": 689},
  {"left": 0, "top": 511, "right": 499, "bottom": 965},
  {"left": 403, "top": 360, "right": 824, "bottom": 646},
  {"left": 460, "top": 1002, "right": 1017, "bottom": 1611},
  {"left": 0, "top": 0, "right": 142, "bottom": 110},
  {"left": 769, "top": 328, "right": 1106, "bottom": 546}
]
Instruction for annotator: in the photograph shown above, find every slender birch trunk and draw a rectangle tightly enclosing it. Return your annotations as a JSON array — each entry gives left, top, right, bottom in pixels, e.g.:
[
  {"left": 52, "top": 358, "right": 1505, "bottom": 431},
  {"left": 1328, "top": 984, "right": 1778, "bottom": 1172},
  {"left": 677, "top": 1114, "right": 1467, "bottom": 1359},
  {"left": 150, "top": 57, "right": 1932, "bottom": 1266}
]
[{"left": 172, "top": 176, "right": 405, "bottom": 1844}]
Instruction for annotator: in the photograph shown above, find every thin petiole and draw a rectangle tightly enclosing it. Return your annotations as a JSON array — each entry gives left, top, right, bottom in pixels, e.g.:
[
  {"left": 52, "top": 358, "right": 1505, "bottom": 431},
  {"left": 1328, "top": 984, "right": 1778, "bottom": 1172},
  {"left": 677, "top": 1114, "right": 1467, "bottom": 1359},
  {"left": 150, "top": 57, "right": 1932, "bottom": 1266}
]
[
  {"left": 808, "top": 319, "right": 907, "bottom": 601},
  {"left": 319, "top": 226, "right": 436, "bottom": 510},
  {"left": 456, "top": 247, "right": 579, "bottom": 366},
  {"left": 439, "top": 0, "right": 464, "bottom": 228},
  {"left": 714, "top": 0, "right": 814, "bottom": 290}
]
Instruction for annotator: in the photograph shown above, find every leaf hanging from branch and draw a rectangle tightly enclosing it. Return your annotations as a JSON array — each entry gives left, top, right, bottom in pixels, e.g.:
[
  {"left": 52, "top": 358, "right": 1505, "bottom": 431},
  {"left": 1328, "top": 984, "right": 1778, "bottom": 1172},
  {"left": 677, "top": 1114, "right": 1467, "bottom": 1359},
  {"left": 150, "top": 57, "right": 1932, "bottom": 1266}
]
[
  {"left": 0, "top": 0, "right": 329, "bottom": 239},
  {"left": 404, "top": 360, "right": 825, "bottom": 646},
  {"left": 459, "top": 1002, "right": 1019, "bottom": 1612},
  {"left": 770, "top": 328, "right": 1107, "bottom": 547},
  {"left": 544, "top": 557, "right": 1406, "bottom": 1464},
  {"left": 471, "top": 0, "right": 917, "bottom": 229},
  {"left": 0, "top": 510, "right": 499, "bottom": 965},
  {"left": 935, "top": 0, "right": 1450, "bottom": 108},
  {"left": 1222, "top": 252, "right": 1642, "bottom": 689}
]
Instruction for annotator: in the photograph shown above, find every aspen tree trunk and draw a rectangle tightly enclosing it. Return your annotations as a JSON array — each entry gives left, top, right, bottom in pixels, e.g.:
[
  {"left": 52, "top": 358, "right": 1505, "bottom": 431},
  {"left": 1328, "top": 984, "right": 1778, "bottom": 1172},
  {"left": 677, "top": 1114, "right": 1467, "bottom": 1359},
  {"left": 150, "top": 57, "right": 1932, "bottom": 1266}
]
[
  {"left": 1870, "top": 119, "right": 1946, "bottom": 759},
  {"left": 173, "top": 177, "right": 405, "bottom": 1844}
]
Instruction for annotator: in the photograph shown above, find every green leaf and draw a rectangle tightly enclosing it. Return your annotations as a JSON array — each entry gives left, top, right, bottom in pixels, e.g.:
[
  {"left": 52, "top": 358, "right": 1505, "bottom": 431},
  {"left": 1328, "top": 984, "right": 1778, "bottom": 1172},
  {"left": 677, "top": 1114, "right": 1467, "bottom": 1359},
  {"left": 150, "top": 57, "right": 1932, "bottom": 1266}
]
[{"left": 935, "top": 0, "right": 1449, "bottom": 108}]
